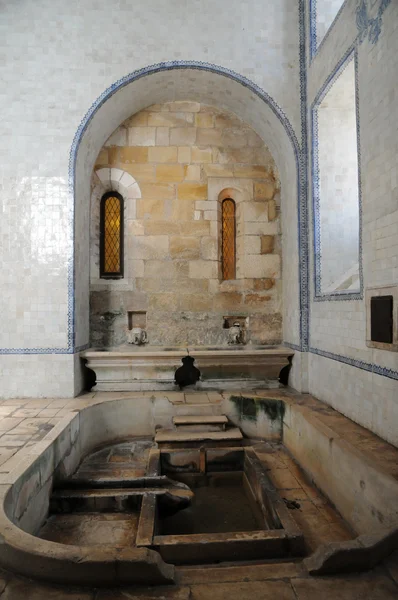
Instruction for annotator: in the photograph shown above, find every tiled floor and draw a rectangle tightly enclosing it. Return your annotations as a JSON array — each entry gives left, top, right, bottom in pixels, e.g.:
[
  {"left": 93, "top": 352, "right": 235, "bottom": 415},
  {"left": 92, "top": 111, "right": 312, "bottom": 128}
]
[{"left": 0, "top": 390, "right": 396, "bottom": 598}]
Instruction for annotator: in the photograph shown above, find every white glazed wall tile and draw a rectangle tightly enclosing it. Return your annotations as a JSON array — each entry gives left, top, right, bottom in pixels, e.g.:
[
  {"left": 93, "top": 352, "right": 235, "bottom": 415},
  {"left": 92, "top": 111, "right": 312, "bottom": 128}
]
[
  {"left": 0, "top": 0, "right": 301, "bottom": 352},
  {"left": 307, "top": 0, "right": 398, "bottom": 442},
  {"left": 316, "top": 59, "right": 360, "bottom": 291},
  {"left": 309, "top": 0, "right": 358, "bottom": 92},
  {"left": 309, "top": 353, "right": 398, "bottom": 447},
  {"left": 309, "top": 1, "right": 398, "bottom": 359},
  {"left": 0, "top": 0, "right": 397, "bottom": 434},
  {"left": 0, "top": 0, "right": 303, "bottom": 395},
  {"left": 281, "top": 152, "right": 301, "bottom": 347},
  {"left": 311, "top": 0, "right": 346, "bottom": 55},
  {"left": 0, "top": 355, "right": 77, "bottom": 399}
]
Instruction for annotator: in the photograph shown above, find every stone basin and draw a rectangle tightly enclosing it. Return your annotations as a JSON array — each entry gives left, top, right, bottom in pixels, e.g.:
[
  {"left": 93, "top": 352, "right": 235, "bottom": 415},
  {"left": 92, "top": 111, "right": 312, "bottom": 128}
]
[{"left": 81, "top": 345, "right": 293, "bottom": 391}]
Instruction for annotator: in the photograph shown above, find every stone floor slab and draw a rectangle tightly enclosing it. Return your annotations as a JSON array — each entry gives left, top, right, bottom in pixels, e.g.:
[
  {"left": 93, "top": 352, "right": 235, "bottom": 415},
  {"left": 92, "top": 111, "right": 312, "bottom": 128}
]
[
  {"left": 0, "top": 418, "right": 24, "bottom": 432},
  {"left": 12, "top": 408, "right": 42, "bottom": 418},
  {"left": 184, "top": 393, "right": 210, "bottom": 404},
  {"left": 190, "top": 581, "right": 296, "bottom": 600},
  {"left": 291, "top": 573, "right": 398, "bottom": 600},
  {"left": 177, "top": 562, "right": 303, "bottom": 584},
  {"left": 1, "top": 578, "right": 94, "bottom": 599},
  {"left": 39, "top": 512, "right": 140, "bottom": 547},
  {"left": 164, "top": 393, "right": 185, "bottom": 404},
  {"left": 96, "top": 587, "right": 190, "bottom": 599}
]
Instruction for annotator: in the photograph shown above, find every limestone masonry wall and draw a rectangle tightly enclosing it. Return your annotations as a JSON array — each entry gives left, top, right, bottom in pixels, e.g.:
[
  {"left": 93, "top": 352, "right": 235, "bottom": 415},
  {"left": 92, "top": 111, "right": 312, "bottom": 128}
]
[{"left": 90, "top": 102, "right": 282, "bottom": 347}]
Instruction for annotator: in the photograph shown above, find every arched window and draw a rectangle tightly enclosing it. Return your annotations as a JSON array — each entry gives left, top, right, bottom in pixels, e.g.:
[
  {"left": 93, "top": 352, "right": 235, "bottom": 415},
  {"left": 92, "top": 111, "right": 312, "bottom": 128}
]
[
  {"left": 100, "top": 191, "right": 124, "bottom": 278},
  {"left": 221, "top": 198, "right": 236, "bottom": 280}
]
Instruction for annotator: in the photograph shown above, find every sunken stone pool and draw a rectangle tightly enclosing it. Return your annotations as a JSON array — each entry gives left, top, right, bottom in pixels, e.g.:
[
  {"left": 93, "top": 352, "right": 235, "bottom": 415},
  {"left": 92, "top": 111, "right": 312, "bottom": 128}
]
[
  {"left": 39, "top": 442, "right": 304, "bottom": 566},
  {"left": 0, "top": 393, "right": 396, "bottom": 587}
]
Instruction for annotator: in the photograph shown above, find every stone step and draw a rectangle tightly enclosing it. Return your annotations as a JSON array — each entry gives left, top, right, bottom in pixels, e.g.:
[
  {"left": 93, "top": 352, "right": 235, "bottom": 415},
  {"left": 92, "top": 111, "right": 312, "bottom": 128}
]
[
  {"left": 173, "top": 415, "right": 228, "bottom": 425},
  {"left": 172, "top": 424, "right": 223, "bottom": 432},
  {"left": 155, "top": 427, "right": 243, "bottom": 445},
  {"left": 173, "top": 415, "right": 228, "bottom": 432},
  {"left": 174, "top": 404, "right": 223, "bottom": 417}
]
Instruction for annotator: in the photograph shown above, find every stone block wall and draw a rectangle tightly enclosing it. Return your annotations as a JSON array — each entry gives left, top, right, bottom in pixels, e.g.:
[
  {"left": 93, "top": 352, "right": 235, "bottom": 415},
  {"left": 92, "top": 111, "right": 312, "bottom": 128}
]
[{"left": 90, "top": 102, "right": 282, "bottom": 347}]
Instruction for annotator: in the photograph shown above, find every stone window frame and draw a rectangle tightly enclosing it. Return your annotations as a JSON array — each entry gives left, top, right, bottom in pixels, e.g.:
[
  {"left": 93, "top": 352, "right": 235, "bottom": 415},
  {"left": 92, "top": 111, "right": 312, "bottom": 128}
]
[
  {"left": 220, "top": 196, "right": 237, "bottom": 281},
  {"left": 91, "top": 168, "right": 141, "bottom": 288},
  {"left": 209, "top": 180, "right": 253, "bottom": 284},
  {"left": 100, "top": 191, "right": 124, "bottom": 279},
  {"left": 366, "top": 285, "right": 398, "bottom": 352}
]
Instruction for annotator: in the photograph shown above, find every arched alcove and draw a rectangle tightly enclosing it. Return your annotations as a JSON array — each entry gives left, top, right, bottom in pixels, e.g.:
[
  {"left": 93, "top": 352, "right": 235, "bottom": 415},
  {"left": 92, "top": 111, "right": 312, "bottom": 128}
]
[{"left": 70, "top": 62, "right": 302, "bottom": 355}]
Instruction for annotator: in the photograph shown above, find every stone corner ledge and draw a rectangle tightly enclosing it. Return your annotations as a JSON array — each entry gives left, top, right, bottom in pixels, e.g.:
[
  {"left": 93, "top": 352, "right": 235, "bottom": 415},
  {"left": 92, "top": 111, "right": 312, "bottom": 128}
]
[
  {"left": 304, "top": 525, "right": 398, "bottom": 575},
  {"left": 0, "top": 506, "right": 175, "bottom": 586}
]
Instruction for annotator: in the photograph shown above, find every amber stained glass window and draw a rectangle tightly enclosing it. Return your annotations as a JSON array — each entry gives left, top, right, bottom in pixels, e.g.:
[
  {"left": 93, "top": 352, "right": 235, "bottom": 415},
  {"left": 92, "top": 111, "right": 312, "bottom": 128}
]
[
  {"left": 100, "top": 192, "right": 124, "bottom": 278},
  {"left": 222, "top": 198, "right": 236, "bottom": 280}
]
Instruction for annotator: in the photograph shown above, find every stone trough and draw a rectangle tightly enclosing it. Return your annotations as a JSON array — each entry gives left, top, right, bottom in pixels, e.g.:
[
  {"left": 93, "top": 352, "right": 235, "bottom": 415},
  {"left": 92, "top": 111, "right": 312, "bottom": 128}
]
[
  {"left": 138, "top": 446, "right": 305, "bottom": 564},
  {"left": 81, "top": 345, "right": 293, "bottom": 391}
]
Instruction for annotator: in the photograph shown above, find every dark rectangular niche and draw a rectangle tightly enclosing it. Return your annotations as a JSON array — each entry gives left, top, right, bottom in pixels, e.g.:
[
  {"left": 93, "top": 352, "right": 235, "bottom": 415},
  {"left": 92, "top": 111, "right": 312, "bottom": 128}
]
[
  {"left": 223, "top": 316, "right": 248, "bottom": 329},
  {"left": 127, "top": 310, "right": 147, "bottom": 330},
  {"left": 370, "top": 295, "right": 393, "bottom": 344}
]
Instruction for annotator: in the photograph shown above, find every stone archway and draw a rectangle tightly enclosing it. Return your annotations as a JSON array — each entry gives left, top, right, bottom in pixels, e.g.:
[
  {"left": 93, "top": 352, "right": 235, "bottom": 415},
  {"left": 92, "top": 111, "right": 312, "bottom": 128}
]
[{"left": 70, "top": 62, "right": 303, "bottom": 371}]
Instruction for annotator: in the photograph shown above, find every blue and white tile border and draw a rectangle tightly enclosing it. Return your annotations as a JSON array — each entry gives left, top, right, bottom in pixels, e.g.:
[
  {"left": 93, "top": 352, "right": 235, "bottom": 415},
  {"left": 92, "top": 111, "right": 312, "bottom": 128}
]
[
  {"left": 0, "top": 347, "right": 75, "bottom": 355},
  {"left": 283, "top": 0, "right": 309, "bottom": 356},
  {"left": 309, "top": 347, "right": 398, "bottom": 381},
  {"left": 310, "top": 45, "right": 364, "bottom": 302},
  {"left": 299, "top": 0, "right": 310, "bottom": 352},
  {"left": 310, "top": 0, "right": 391, "bottom": 61}
]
